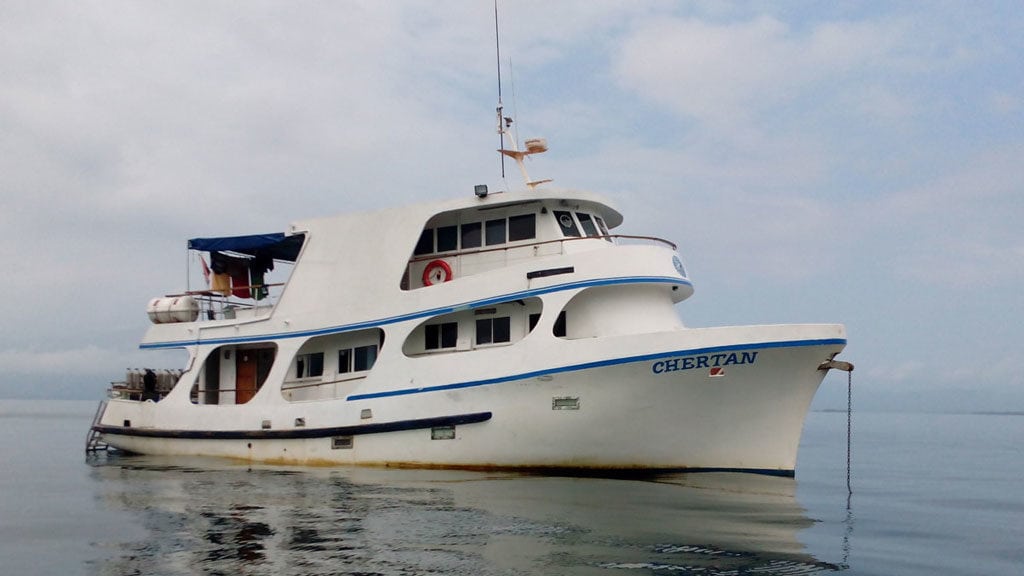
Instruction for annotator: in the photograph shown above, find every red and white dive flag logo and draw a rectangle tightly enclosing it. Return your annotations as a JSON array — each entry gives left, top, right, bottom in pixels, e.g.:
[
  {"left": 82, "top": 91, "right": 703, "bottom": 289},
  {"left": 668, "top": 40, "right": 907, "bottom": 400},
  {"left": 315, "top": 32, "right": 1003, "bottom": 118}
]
[{"left": 708, "top": 367, "right": 726, "bottom": 378}]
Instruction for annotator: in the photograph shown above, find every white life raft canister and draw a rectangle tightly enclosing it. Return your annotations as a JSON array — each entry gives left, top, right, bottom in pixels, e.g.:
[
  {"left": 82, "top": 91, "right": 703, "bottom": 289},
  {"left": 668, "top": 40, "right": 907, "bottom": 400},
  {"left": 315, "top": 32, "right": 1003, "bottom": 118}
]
[{"left": 146, "top": 296, "right": 199, "bottom": 324}]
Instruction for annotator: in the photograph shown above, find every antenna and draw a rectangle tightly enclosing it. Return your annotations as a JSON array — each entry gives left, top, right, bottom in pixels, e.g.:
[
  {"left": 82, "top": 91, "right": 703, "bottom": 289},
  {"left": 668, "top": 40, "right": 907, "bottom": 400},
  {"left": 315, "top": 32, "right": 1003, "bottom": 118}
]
[
  {"left": 492, "top": 1, "right": 551, "bottom": 189},
  {"left": 494, "top": 0, "right": 505, "bottom": 179}
]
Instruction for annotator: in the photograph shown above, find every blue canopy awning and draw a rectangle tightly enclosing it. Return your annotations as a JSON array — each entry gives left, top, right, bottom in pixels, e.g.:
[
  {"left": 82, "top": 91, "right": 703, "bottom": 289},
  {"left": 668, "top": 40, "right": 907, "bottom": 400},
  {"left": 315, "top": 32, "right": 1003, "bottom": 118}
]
[{"left": 188, "top": 232, "right": 305, "bottom": 262}]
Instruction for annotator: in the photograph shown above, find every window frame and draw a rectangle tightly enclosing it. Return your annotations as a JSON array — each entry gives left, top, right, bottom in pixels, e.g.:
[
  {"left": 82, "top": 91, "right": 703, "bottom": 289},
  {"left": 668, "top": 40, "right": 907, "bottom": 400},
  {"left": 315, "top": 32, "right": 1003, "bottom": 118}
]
[
  {"left": 577, "top": 212, "right": 599, "bottom": 237},
  {"left": 553, "top": 210, "right": 581, "bottom": 237},
  {"left": 295, "top": 352, "right": 325, "bottom": 379},
  {"left": 485, "top": 218, "right": 507, "bottom": 246},
  {"left": 475, "top": 316, "right": 511, "bottom": 346},
  {"left": 508, "top": 213, "right": 537, "bottom": 242},
  {"left": 425, "top": 321, "right": 459, "bottom": 350}
]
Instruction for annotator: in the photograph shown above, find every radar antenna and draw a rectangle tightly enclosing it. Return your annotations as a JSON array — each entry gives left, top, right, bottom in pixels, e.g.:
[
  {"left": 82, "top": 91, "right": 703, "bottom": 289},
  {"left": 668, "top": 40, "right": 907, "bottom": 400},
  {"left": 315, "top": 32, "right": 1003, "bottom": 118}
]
[{"left": 493, "top": 1, "right": 551, "bottom": 189}]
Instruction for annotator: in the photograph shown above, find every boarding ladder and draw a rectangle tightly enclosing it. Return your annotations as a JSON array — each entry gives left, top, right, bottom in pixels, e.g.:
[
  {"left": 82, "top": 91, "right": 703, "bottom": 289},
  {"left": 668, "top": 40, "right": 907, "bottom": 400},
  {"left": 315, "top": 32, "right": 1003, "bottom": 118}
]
[{"left": 85, "top": 400, "right": 110, "bottom": 453}]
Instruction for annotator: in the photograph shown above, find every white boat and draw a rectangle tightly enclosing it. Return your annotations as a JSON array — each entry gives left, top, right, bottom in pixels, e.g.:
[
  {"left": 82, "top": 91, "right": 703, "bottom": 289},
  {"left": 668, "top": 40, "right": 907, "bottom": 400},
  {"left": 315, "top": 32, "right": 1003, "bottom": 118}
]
[{"left": 88, "top": 131, "right": 849, "bottom": 475}]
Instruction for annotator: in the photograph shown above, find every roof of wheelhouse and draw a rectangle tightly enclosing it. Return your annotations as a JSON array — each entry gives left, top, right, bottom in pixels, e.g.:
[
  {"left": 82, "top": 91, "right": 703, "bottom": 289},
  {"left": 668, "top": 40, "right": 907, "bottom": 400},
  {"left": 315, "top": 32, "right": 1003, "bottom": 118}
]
[
  {"left": 289, "top": 186, "right": 624, "bottom": 237},
  {"left": 183, "top": 187, "right": 624, "bottom": 272}
]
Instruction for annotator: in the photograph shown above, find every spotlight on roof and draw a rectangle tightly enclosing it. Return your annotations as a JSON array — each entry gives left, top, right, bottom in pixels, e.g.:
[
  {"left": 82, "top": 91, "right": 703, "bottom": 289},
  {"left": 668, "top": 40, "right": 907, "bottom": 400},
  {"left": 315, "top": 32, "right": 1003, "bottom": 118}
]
[{"left": 474, "top": 184, "right": 489, "bottom": 198}]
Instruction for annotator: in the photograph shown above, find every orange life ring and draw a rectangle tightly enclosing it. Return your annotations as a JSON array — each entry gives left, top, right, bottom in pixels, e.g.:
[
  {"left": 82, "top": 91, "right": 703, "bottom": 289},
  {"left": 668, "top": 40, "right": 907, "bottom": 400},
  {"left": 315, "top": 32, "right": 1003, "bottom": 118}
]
[{"left": 422, "top": 259, "right": 453, "bottom": 286}]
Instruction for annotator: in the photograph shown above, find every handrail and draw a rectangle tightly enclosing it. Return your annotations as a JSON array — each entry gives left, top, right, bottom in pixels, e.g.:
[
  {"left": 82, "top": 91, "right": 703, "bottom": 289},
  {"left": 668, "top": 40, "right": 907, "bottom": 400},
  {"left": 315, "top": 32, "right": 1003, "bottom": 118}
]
[
  {"left": 282, "top": 375, "right": 368, "bottom": 391},
  {"left": 408, "top": 233, "right": 675, "bottom": 263},
  {"left": 165, "top": 282, "right": 287, "bottom": 299},
  {"left": 612, "top": 235, "right": 678, "bottom": 250}
]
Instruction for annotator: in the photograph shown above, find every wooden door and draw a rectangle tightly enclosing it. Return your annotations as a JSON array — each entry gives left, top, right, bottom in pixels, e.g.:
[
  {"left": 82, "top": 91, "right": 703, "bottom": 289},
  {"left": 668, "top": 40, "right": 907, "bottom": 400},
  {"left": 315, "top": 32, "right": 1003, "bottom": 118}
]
[{"left": 235, "top": 350, "right": 258, "bottom": 404}]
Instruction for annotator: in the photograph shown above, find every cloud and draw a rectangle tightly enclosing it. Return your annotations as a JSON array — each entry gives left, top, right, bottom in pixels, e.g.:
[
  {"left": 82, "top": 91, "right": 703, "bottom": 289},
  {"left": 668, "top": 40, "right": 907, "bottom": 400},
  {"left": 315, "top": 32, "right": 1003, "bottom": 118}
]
[
  {"left": 867, "top": 144, "right": 1024, "bottom": 288},
  {"left": 0, "top": 346, "right": 120, "bottom": 377},
  {"left": 612, "top": 16, "right": 908, "bottom": 128},
  {"left": 1, "top": 2, "right": 1022, "bottom": 412}
]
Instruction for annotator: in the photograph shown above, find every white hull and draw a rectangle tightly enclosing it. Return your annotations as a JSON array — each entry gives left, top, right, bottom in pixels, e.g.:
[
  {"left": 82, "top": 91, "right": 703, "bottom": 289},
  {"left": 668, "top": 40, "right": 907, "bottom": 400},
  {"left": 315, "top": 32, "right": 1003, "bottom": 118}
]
[
  {"left": 97, "top": 324, "right": 844, "bottom": 474},
  {"left": 90, "top": 186, "right": 850, "bottom": 475}
]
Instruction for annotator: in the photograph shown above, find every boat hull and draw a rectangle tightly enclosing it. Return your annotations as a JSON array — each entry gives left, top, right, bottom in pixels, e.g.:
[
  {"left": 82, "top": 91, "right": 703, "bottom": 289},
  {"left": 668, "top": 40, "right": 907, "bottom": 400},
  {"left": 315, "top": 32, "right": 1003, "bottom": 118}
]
[{"left": 96, "top": 327, "right": 844, "bottom": 475}]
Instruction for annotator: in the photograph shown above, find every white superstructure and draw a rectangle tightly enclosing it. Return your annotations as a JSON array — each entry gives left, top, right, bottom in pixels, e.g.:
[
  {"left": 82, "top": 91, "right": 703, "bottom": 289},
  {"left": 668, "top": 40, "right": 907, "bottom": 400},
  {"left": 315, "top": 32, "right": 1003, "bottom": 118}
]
[{"left": 89, "top": 182, "right": 848, "bottom": 475}]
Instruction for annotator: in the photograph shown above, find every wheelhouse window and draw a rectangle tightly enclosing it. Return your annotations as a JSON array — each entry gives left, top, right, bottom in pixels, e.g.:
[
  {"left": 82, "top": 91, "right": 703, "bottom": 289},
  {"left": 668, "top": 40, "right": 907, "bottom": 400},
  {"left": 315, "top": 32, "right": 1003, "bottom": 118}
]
[
  {"left": 594, "top": 216, "right": 612, "bottom": 242},
  {"left": 436, "top": 225, "right": 458, "bottom": 252},
  {"left": 508, "top": 214, "right": 536, "bottom": 242},
  {"left": 414, "top": 229, "right": 433, "bottom": 255},
  {"left": 475, "top": 317, "right": 511, "bottom": 345},
  {"left": 577, "top": 212, "right": 599, "bottom": 237},
  {"left": 461, "top": 222, "right": 482, "bottom": 249},
  {"left": 425, "top": 322, "right": 458, "bottom": 350},
  {"left": 485, "top": 218, "right": 506, "bottom": 246},
  {"left": 295, "top": 352, "right": 324, "bottom": 378},
  {"left": 554, "top": 211, "right": 581, "bottom": 237},
  {"left": 414, "top": 212, "right": 537, "bottom": 259}
]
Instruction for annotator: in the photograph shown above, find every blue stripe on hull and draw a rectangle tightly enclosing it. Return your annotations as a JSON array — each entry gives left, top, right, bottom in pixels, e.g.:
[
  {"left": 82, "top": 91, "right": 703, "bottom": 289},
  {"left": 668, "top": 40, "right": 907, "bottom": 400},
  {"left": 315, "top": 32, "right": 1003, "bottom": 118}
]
[
  {"left": 140, "top": 276, "right": 691, "bottom": 350},
  {"left": 347, "top": 338, "right": 846, "bottom": 401},
  {"left": 94, "top": 411, "right": 492, "bottom": 440}
]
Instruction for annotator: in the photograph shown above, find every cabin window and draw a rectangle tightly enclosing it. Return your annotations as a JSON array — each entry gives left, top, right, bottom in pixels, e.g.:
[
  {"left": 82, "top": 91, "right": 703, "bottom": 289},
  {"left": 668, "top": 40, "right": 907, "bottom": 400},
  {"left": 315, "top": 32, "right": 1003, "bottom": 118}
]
[
  {"left": 461, "top": 222, "right": 482, "bottom": 249},
  {"left": 475, "top": 317, "right": 511, "bottom": 345},
  {"left": 508, "top": 214, "right": 536, "bottom": 242},
  {"left": 295, "top": 352, "right": 324, "bottom": 378},
  {"left": 554, "top": 211, "right": 581, "bottom": 237},
  {"left": 414, "top": 229, "right": 433, "bottom": 255},
  {"left": 437, "top": 225, "right": 458, "bottom": 252},
  {"left": 339, "top": 345, "right": 378, "bottom": 373},
  {"left": 425, "top": 322, "right": 458, "bottom": 350},
  {"left": 354, "top": 345, "right": 378, "bottom": 371},
  {"left": 485, "top": 218, "right": 506, "bottom": 246},
  {"left": 577, "top": 213, "right": 599, "bottom": 237}
]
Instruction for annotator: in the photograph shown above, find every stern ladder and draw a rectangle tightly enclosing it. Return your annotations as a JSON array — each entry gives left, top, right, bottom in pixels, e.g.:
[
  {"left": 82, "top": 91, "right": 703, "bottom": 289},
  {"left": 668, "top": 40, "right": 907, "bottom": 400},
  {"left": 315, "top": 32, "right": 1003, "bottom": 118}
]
[{"left": 85, "top": 400, "right": 110, "bottom": 453}]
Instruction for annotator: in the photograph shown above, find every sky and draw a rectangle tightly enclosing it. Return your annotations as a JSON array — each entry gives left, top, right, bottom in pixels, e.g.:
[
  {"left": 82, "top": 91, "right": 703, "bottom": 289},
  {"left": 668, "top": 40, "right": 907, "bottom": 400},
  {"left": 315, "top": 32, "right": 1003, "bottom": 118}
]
[{"left": 1, "top": 1, "right": 1022, "bottom": 412}]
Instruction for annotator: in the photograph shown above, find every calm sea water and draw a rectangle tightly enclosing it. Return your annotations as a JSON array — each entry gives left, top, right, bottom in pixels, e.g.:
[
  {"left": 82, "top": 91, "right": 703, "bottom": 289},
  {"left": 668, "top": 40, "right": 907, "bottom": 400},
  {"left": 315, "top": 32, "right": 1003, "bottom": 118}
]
[{"left": 0, "top": 399, "right": 1021, "bottom": 575}]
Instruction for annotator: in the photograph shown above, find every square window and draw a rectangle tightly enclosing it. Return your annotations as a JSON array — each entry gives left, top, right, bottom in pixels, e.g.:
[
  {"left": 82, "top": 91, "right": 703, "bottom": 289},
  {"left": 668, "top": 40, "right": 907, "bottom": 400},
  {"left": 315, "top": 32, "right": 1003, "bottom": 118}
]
[
  {"left": 508, "top": 214, "right": 536, "bottom": 241},
  {"left": 476, "top": 317, "right": 511, "bottom": 345},
  {"left": 414, "top": 229, "right": 434, "bottom": 255},
  {"left": 437, "top": 225, "right": 458, "bottom": 252},
  {"left": 485, "top": 218, "right": 506, "bottom": 246},
  {"left": 296, "top": 352, "right": 324, "bottom": 378},
  {"left": 461, "top": 222, "right": 481, "bottom": 249},
  {"left": 426, "top": 322, "right": 458, "bottom": 350},
  {"left": 354, "top": 345, "right": 377, "bottom": 371}
]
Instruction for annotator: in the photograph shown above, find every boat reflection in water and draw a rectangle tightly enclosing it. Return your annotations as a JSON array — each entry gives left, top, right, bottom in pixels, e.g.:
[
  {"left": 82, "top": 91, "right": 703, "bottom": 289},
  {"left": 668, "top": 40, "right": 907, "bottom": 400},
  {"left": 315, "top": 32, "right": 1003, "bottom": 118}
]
[{"left": 88, "top": 455, "right": 842, "bottom": 575}]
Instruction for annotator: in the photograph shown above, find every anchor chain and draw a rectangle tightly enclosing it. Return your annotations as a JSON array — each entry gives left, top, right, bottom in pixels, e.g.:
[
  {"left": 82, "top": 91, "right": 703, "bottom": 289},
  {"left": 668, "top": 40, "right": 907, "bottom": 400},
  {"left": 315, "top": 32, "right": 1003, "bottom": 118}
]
[
  {"left": 846, "top": 368, "right": 853, "bottom": 495},
  {"left": 818, "top": 359, "right": 854, "bottom": 494}
]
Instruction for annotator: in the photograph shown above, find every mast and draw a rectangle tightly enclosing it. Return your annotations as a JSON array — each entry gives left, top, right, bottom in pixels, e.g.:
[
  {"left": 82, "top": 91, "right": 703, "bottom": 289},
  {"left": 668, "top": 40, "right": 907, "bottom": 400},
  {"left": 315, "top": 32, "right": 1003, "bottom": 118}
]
[
  {"left": 493, "top": 1, "right": 550, "bottom": 190},
  {"left": 494, "top": 0, "right": 506, "bottom": 179}
]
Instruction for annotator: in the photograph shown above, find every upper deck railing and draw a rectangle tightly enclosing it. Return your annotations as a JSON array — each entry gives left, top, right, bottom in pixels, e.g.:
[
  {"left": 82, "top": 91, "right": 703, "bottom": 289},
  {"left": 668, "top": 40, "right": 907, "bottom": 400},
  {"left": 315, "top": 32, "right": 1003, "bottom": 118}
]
[
  {"left": 166, "top": 234, "right": 678, "bottom": 320},
  {"left": 406, "top": 234, "right": 676, "bottom": 263}
]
